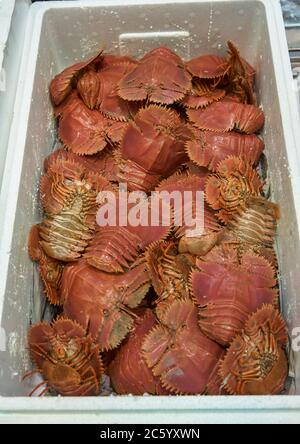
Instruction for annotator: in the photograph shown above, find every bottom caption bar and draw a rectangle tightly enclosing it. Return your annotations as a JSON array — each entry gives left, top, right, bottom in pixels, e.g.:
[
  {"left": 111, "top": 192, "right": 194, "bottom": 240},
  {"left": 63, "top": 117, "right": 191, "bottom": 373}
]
[{"left": 99, "top": 426, "right": 202, "bottom": 441}]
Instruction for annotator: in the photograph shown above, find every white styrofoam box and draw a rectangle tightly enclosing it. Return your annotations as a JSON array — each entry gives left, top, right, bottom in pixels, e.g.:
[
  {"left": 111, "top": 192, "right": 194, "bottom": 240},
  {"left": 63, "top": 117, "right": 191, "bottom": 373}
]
[
  {"left": 0, "top": 0, "right": 300, "bottom": 423},
  {"left": 0, "top": 0, "right": 31, "bottom": 190},
  {"left": 0, "top": 0, "right": 15, "bottom": 68}
]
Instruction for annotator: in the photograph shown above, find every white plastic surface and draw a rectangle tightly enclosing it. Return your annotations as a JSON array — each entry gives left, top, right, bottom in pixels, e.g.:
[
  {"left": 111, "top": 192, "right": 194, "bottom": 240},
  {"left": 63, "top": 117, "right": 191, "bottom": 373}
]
[
  {"left": 0, "top": 0, "right": 300, "bottom": 423},
  {"left": 0, "top": 0, "right": 15, "bottom": 71},
  {"left": 0, "top": 0, "right": 31, "bottom": 189}
]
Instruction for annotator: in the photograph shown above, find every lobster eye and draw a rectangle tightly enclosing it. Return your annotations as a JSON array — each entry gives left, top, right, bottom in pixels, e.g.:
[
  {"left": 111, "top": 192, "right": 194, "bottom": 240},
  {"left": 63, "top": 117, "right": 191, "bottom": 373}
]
[{"left": 55, "top": 344, "right": 66, "bottom": 358}]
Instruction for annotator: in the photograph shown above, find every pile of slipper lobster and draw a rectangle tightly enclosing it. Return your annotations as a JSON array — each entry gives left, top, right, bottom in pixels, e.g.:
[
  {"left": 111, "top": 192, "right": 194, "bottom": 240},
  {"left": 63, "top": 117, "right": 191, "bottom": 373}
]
[{"left": 27, "top": 41, "right": 289, "bottom": 397}]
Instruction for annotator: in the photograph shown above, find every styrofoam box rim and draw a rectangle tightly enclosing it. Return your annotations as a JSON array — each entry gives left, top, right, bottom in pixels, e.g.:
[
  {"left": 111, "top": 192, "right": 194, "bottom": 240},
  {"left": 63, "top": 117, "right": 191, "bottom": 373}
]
[
  {"left": 1, "top": 0, "right": 300, "bottom": 421},
  {"left": 0, "top": 0, "right": 16, "bottom": 72}
]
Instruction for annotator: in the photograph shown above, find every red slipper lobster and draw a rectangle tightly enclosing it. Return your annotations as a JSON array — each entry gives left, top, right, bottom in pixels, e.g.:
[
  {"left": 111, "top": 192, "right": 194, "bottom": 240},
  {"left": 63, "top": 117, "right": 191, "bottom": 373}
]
[
  {"left": 39, "top": 150, "right": 115, "bottom": 262},
  {"left": 118, "top": 47, "right": 192, "bottom": 105},
  {"left": 219, "top": 305, "right": 288, "bottom": 395},
  {"left": 62, "top": 258, "right": 151, "bottom": 350},
  {"left": 142, "top": 299, "right": 224, "bottom": 395},
  {"left": 108, "top": 310, "right": 169, "bottom": 395},
  {"left": 191, "top": 245, "right": 279, "bottom": 346},
  {"left": 28, "top": 318, "right": 103, "bottom": 396}
]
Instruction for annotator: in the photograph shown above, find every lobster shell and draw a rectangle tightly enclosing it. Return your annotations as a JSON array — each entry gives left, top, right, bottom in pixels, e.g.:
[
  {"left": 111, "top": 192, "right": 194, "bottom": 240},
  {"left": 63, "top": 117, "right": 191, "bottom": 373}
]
[
  {"left": 191, "top": 245, "right": 278, "bottom": 346},
  {"left": 58, "top": 95, "right": 126, "bottom": 155},
  {"left": 118, "top": 47, "right": 191, "bottom": 105},
  {"left": 187, "top": 100, "right": 265, "bottom": 134},
  {"left": 142, "top": 299, "right": 224, "bottom": 394},
  {"left": 219, "top": 305, "right": 288, "bottom": 395},
  {"left": 205, "top": 156, "right": 264, "bottom": 223},
  {"left": 28, "top": 318, "right": 103, "bottom": 396},
  {"left": 109, "top": 310, "right": 169, "bottom": 395},
  {"left": 186, "top": 55, "right": 228, "bottom": 80},
  {"left": 28, "top": 225, "right": 64, "bottom": 306},
  {"left": 39, "top": 154, "right": 114, "bottom": 261},
  {"left": 62, "top": 258, "right": 150, "bottom": 350},
  {"left": 145, "top": 241, "right": 195, "bottom": 322},
  {"left": 186, "top": 130, "right": 264, "bottom": 172},
  {"left": 50, "top": 50, "right": 103, "bottom": 106}
]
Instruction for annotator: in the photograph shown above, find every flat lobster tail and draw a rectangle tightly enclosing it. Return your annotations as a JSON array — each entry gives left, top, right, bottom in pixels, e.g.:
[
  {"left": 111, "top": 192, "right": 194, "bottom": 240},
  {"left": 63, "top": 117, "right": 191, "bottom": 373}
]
[
  {"left": 84, "top": 226, "right": 143, "bottom": 273},
  {"left": 142, "top": 299, "right": 224, "bottom": 395},
  {"left": 49, "top": 50, "right": 103, "bottom": 106},
  {"left": 226, "top": 196, "right": 280, "bottom": 247},
  {"left": 187, "top": 101, "right": 265, "bottom": 134},
  {"left": 108, "top": 310, "right": 169, "bottom": 395},
  {"left": 62, "top": 259, "right": 150, "bottom": 350},
  {"left": 191, "top": 245, "right": 279, "bottom": 346},
  {"left": 116, "top": 157, "right": 162, "bottom": 193},
  {"left": 186, "top": 55, "right": 228, "bottom": 80},
  {"left": 77, "top": 70, "right": 102, "bottom": 110},
  {"left": 186, "top": 130, "right": 264, "bottom": 172}
]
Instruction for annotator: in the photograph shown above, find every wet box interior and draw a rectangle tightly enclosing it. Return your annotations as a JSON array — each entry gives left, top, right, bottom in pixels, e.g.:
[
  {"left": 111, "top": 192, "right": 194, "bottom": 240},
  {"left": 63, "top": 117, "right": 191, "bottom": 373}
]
[{"left": 0, "top": 0, "right": 300, "bottom": 407}]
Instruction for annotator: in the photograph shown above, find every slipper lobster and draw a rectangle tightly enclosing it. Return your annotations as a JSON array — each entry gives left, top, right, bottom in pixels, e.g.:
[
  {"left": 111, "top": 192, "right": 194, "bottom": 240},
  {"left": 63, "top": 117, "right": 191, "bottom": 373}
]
[
  {"left": 191, "top": 245, "right": 278, "bottom": 346},
  {"left": 186, "top": 130, "right": 264, "bottom": 172},
  {"left": 39, "top": 153, "right": 115, "bottom": 262},
  {"left": 156, "top": 172, "right": 222, "bottom": 256},
  {"left": 205, "top": 156, "right": 264, "bottom": 223},
  {"left": 62, "top": 258, "right": 151, "bottom": 350},
  {"left": 145, "top": 241, "right": 195, "bottom": 322},
  {"left": 84, "top": 193, "right": 171, "bottom": 273},
  {"left": 142, "top": 299, "right": 224, "bottom": 395},
  {"left": 118, "top": 47, "right": 192, "bottom": 105},
  {"left": 57, "top": 93, "right": 127, "bottom": 155},
  {"left": 116, "top": 105, "right": 192, "bottom": 192},
  {"left": 28, "top": 225, "right": 64, "bottom": 306},
  {"left": 187, "top": 100, "right": 265, "bottom": 134},
  {"left": 27, "top": 42, "right": 289, "bottom": 397},
  {"left": 108, "top": 310, "right": 169, "bottom": 395},
  {"left": 219, "top": 305, "right": 288, "bottom": 395},
  {"left": 28, "top": 318, "right": 103, "bottom": 396}
]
